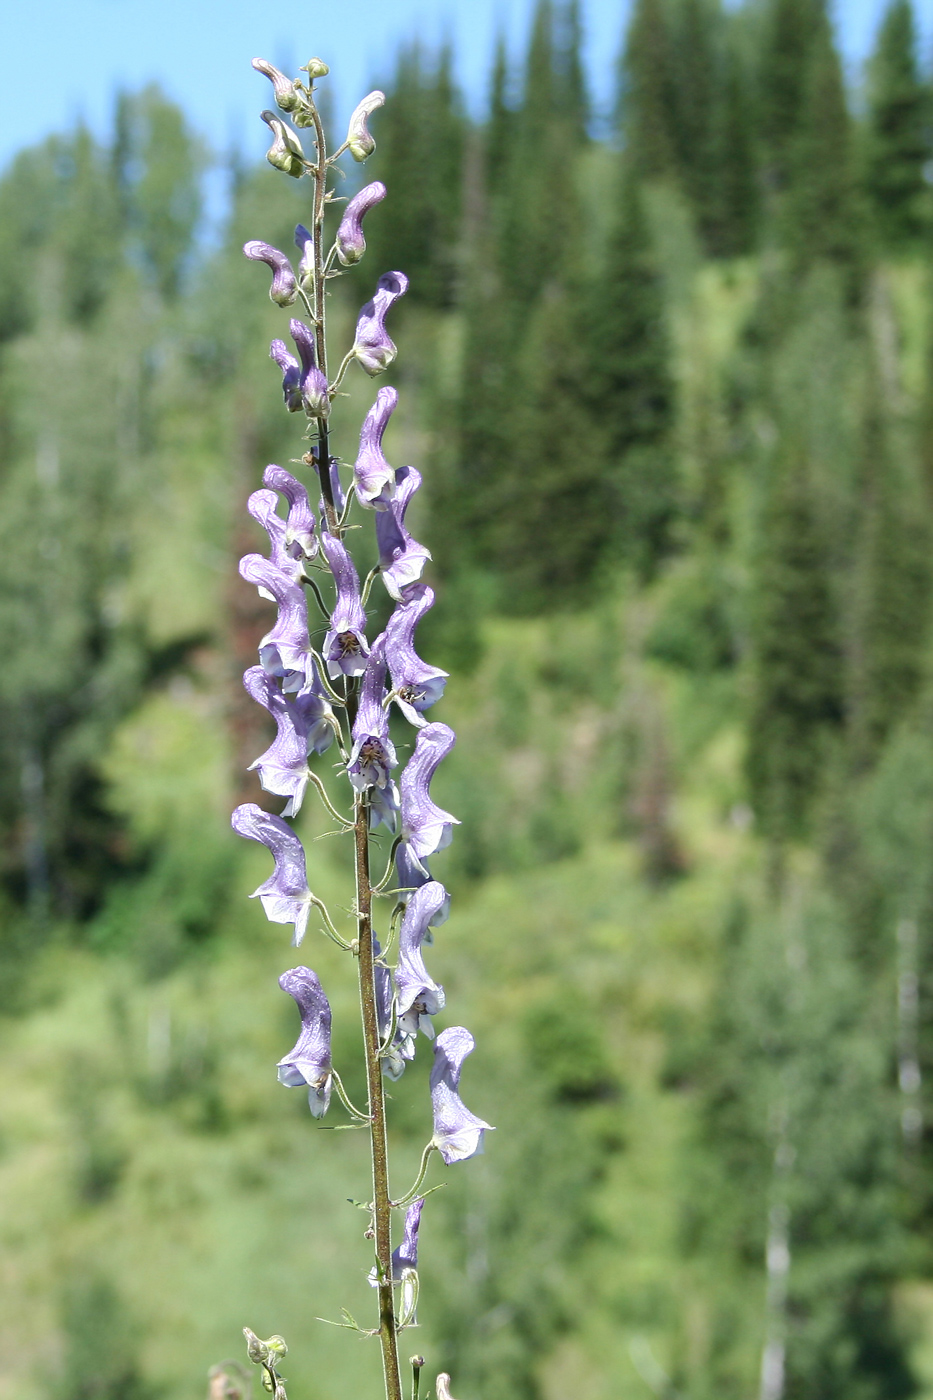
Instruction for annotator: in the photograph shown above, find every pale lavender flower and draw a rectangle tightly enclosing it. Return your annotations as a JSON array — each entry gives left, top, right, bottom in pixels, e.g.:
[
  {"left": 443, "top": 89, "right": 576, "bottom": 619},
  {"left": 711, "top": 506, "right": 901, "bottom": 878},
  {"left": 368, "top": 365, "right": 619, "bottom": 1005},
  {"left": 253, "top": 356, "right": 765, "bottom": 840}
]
[
  {"left": 337, "top": 181, "right": 387, "bottom": 266},
  {"left": 239, "top": 553, "right": 311, "bottom": 689},
  {"left": 277, "top": 966, "right": 333, "bottom": 1117},
  {"left": 394, "top": 845, "right": 451, "bottom": 937},
  {"left": 252, "top": 57, "right": 302, "bottom": 114},
  {"left": 376, "top": 467, "right": 431, "bottom": 601},
  {"left": 289, "top": 318, "right": 330, "bottom": 418},
  {"left": 270, "top": 339, "right": 303, "bottom": 412},
  {"left": 354, "top": 387, "right": 398, "bottom": 509},
  {"left": 385, "top": 584, "right": 448, "bottom": 725},
  {"left": 243, "top": 240, "right": 299, "bottom": 306},
  {"left": 395, "top": 881, "right": 448, "bottom": 1050},
  {"left": 353, "top": 272, "right": 409, "bottom": 376},
  {"left": 321, "top": 533, "right": 370, "bottom": 678},
  {"left": 346, "top": 91, "right": 385, "bottom": 162},
  {"left": 243, "top": 665, "right": 334, "bottom": 815},
  {"left": 374, "top": 935, "right": 406, "bottom": 1081},
  {"left": 400, "top": 722, "right": 459, "bottom": 862},
  {"left": 231, "top": 803, "right": 316, "bottom": 945},
  {"left": 430, "top": 1027, "right": 493, "bottom": 1164},
  {"left": 294, "top": 223, "right": 313, "bottom": 289},
  {"left": 369, "top": 1198, "right": 424, "bottom": 1286},
  {"left": 247, "top": 489, "right": 303, "bottom": 585},
  {"left": 262, "top": 464, "right": 318, "bottom": 562},
  {"left": 348, "top": 635, "right": 399, "bottom": 830}
]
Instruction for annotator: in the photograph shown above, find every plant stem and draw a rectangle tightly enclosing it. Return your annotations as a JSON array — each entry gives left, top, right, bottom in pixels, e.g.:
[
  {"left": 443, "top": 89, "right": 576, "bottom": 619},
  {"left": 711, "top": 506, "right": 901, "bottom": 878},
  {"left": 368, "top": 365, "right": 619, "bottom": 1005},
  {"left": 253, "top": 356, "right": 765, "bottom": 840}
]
[
  {"left": 354, "top": 791, "right": 403, "bottom": 1400},
  {"left": 309, "top": 98, "right": 338, "bottom": 535}
]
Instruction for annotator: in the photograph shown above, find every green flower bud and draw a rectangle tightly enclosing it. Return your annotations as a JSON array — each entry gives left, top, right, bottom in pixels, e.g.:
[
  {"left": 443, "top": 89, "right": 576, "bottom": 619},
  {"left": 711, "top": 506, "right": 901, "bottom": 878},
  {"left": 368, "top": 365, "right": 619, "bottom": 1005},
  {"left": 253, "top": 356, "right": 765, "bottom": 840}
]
[
  {"left": 264, "top": 1336, "right": 288, "bottom": 1361},
  {"left": 301, "top": 58, "right": 330, "bottom": 79},
  {"left": 243, "top": 1328, "right": 267, "bottom": 1364},
  {"left": 260, "top": 111, "right": 305, "bottom": 178},
  {"left": 346, "top": 91, "right": 385, "bottom": 162},
  {"left": 252, "top": 58, "right": 302, "bottom": 113}
]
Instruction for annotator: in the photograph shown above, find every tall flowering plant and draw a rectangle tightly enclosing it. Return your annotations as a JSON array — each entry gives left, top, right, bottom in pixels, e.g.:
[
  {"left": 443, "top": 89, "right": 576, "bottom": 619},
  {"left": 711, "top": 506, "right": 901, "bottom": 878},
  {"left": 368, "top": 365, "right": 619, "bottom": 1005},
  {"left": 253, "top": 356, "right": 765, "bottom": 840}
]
[{"left": 229, "top": 57, "right": 492, "bottom": 1400}]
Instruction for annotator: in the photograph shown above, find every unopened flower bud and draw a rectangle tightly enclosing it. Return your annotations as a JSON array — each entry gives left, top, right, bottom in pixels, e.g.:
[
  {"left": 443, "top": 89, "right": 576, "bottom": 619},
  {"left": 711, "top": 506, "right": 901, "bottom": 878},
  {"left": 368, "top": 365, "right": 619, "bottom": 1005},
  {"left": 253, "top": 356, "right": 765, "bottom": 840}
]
[
  {"left": 252, "top": 58, "right": 302, "bottom": 113},
  {"left": 337, "top": 182, "right": 386, "bottom": 266},
  {"left": 346, "top": 91, "right": 385, "bottom": 162},
  {"left": 243, "top": 1328, "right": 267, "bottom": 1364},
  {"left": 301, "top": 57, "right": 330, "bottom": 79},
  {"left": 261, "top": 111, "right": 305, "bottom": 178},
  {"left": 243, "top": 241, "right": 298, "bottom": 306},
  {"left": 264, "top": 1337, "right": 288, "bottom": 1361}
]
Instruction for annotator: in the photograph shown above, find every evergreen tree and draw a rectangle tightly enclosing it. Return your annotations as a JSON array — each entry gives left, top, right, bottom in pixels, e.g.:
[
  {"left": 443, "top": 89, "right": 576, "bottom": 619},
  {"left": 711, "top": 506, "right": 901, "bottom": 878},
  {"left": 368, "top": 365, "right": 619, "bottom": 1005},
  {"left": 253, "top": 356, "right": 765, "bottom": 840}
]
[
  {"left": 485, "top": 33, "right": 514, "bottom": 198},
  {"left": 746, "top": 438, "right": 844, "bottom": 841},
  {"left": 864, "top": 0, "right": 930, "bottom": 249},
  {"left": 759, "top": 0, "right": 826, "bottom": 190},
  {"left": 618, "top": 0, "right": 678, "bottom": 180},
  {"left": 555, "top": 0, "right": 589, "bottom": 146},
  {"left": 586, "top": 163, "right": 676, "bottom": 578},
  {"left": 366, "top": 44, "right": 466, "bottom": 308},
  {"left": 671, "top": 0, "right": 721, "bottom": 251},
  {"left": 783, "top": 15, "right": 862, "bottom": 273},
  {"left": 710, "top": 30, "right": 760, "bottom": 256}
]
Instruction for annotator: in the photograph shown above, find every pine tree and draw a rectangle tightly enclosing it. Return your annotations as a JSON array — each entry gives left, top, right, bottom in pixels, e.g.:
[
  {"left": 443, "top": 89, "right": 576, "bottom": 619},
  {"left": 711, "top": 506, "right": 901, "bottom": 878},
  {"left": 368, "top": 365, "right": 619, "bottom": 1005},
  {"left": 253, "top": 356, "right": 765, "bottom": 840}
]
[
  {"left": 485, "top": 33, "right": 514, "bottom": 198},
  {"left": 587, "top": 163, "right": 676, "bottom": 578},
  {"left": 671, "top": 0, "right": 721, "bottom": 251},
  {"left": 864, "top": 0, "right": 930, "bottom": 249},
  {"left": 617, "top": 0, "right": 678, "bottom": 180},
  {"left": 555, "top": 0, "right": 589, "bottom": 146},
  {"left": 710, "top": 30, "right": 760, "bottom": 256},
  {"left": 746, "top": 439, "right": 844, "bottom": 841},
  {"left": 783, "top": 15, "right": 862, "bottom": 273},
  {"left": 760, "top": 0, "right": 826, "bottom": 190}
]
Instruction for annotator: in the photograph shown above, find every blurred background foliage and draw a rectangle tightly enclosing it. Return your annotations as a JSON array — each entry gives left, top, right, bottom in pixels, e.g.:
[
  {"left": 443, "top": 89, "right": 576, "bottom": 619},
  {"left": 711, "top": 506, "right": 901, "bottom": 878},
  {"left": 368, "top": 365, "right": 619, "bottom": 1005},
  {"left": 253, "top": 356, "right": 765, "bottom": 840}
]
[{"left": 2, "top": 1, "right": 933, "bottom": 1397}]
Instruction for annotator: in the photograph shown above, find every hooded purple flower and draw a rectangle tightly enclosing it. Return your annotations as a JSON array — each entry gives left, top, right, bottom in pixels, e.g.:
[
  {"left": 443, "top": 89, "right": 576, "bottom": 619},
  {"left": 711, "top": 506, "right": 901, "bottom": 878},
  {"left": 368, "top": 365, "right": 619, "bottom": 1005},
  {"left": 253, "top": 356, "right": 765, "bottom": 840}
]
[
  {"left": 243, "top": 240, "right": 298, "bottom": 306},
  {"left": 244, "top": 665, "right": 334, "bottom": 815},
  {"left": 277, "top": 966, "right": 333, "bottom": 1117},
  {"left": 369, "top": 1198, "right": 423, "bottom": 1288},
  {"left": 400, "top": 722, "right": 460, "bottom": 862},
  {"left": 270, "top": 339, "right": 302, "bottom": 412},
  {"left": 337, "top": 181, "right": 387, "bottom": 266},
  {"left": 348, "top": 635, "right": 399, "bottom": 829},
  {"left": 394, "top": 845, "right": 451, "bottom": 937},
  {"left": 247, "top": 489, "right": 303, "bottom": 585},
  {"left": 289, "top": 318, "right": 329, "bottom": 418},
  {"left": 375, "top": 467, "right": 431, "bottom": 601},
  {"left": 294, "top": 222, "right": 313, "bottom": 289},
  {"left": 239, "top": 553, "right": 311, "bottom": 689},
  {"left": 395, "top": 881, "right": 448, "bottom": 1050},
  {"left": 321, "top": 533, "right": 370, "bottom": 678},
  {"left": 430, "top": 1027, "right": 493, "bottom": 1164},
  {"left": 385, "top": 584, "right": 448, "bottom": 726},
  {"left": 373, "top": 935, "right": 406, "bottom": 1081},
  {"left": 353, "top": 272, "right": 409, "bottom": 376},
  {"left": 262, "top": 464, "right": 318, "bottom": 562},
  {"left": 231, "top": 803, "right": 316, "bottom": 944},
  {"left": 354, "top": 387, "right": 398, "bottom": 509}
]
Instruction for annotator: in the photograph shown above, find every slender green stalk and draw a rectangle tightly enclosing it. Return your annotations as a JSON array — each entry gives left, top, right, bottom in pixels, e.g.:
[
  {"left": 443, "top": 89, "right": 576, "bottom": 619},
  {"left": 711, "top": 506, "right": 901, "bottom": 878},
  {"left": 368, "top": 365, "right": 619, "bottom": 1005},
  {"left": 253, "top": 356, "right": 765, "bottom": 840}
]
[
  {"left": 308, "top": 96, "right": 338, "bottom": 535},
  {"left": 353, "top": 792, "right": 404, "bottom": 1400}
]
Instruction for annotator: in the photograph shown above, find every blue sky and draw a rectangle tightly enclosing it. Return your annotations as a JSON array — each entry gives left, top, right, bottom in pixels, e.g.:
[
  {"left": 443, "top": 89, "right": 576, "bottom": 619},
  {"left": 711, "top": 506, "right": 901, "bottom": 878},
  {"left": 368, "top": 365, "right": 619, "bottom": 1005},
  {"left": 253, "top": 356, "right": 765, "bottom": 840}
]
[{"left": 1, "top": 0, "right": 930, "bottom": 182}]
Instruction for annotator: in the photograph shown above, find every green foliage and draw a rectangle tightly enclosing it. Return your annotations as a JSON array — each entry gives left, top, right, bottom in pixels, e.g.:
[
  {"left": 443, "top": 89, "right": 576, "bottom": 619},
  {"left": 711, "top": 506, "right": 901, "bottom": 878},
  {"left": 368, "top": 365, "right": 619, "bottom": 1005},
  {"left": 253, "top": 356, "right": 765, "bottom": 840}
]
[
  {"left": 864, "top": 1, "right": 931, "bottom": 250},
  {"left": 617, "top": 0, "right": 678, "bottom": 179}
]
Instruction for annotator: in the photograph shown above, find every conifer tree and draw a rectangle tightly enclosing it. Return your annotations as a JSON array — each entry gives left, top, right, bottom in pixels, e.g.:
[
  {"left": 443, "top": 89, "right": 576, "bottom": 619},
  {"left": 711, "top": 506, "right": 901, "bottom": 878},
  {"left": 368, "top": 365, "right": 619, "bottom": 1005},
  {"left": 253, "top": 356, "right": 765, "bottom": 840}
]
[
  {"left": 618, "top": 0, "right": 678, "bottom": 180},
  {"left": 760, "top": 0, "right": 826, "bottom": 190},
  {"left": 485, "top": 33, "right": 514, "bottom": 198},
  {"left": 864, "top": 0, "right": 930, "bottom": 249},
  {"left": 671, "top": 0, "right": 721, "bottom": 251},
  {"left": 710, "top": 30, "right": 760, "bottom": 256},
  {"left": 783, "top": 15, "right": 861, "bottom": 273},
  {"left": 746, "top": 439, "right": 844, "bottom": 841},
  {"left": 586, "top": 163, "right": 676, "bottom": 577},
  {"left": 555, "top": 0, "right": 589, "bottom": 146}
]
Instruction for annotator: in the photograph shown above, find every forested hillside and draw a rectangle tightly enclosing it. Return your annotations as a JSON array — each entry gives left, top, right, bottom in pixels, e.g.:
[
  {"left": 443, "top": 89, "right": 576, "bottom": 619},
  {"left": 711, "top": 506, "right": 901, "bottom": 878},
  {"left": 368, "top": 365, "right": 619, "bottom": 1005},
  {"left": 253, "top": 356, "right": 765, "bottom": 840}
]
[{"left": 1, "top": 2, "right": 933, "bottom": 1398}]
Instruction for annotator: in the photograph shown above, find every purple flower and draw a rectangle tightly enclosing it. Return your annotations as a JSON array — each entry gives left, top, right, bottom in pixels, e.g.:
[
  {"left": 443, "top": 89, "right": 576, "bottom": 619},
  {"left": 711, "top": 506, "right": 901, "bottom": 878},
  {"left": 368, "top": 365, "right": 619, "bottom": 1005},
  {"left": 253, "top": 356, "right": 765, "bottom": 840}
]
[
  {"left": 231, "top": 803, "right": 316, "bottom": 945},
  {"left": 346, "top": 90, "right": 385, "bottom": 162},
  {"left": 270, "top": 339, "right": 302, "bottom": 412},
  {"left": 337, "top": 181, "right": 387, "bottom": 266},
  {"left": 374, "top": 935, "right": 406, "bottom": 1082},
  {"left": 321, "top": 533, "right": 370, "bottom": 678},
  {"left": 396, "top": 881, "right": 448, "bottom": 1050},
  {"left": 354, "top": 387, "right": 398, "bottom": 509},
  {"left": 348, "top": 636, "right": 399, "bottom": 829},
  {"left": 289, "top": 318, "right": 330, "bottom": 418},
  {"left": 400, "top": 722, "right": 459, "bottom": 862},
  {"left": 370, "top": 1198, "right": 423, "bottom": 1287},
  {"left": 239, "top": 553, "right": 311, "bottom": 689},
  {"left": 277, "top": 966, "right": 333, "bottom": 1117},
  {"left": 247, "top": 489, "right": 303, "bottom": 584},
  {"left": 244, "top": 665, "right": 334, "bottom": 815},
  {"left": 376, "top": 467, "right": 432, "bottom": 601},
  {"left": 430, "top": 1027, "right": 493, "bottom": 1164},
  {"left": 394, "top": 845, "right": 451, "bottom": 936},
  {"left": 353, "top": 272, "right": 409, "bottom": 376},
  {"left": 385, "top": 584, "right": 448, "bottom": 725},
  {"left": 262, "top": 464, "right": 318, "bottom": 562},
  {"left": 243, "top": 240, "right": 298, "bottom": 306}
]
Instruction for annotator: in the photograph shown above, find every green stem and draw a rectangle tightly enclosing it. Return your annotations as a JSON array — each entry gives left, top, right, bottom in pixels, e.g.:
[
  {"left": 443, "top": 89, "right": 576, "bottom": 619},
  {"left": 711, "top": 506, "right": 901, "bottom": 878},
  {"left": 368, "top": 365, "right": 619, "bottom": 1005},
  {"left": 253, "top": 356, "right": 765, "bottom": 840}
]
[
  {"left": 354, "top": 792, "right": 403, "bottom": 1400},
  {"left": 308, "top": 101, "right": 338, "bottom": 535}
]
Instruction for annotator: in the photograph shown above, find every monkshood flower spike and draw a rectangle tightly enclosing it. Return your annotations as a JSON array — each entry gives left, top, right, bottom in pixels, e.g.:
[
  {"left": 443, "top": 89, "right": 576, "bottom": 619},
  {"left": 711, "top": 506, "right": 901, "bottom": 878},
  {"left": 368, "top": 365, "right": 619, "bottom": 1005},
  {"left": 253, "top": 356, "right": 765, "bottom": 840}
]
[{"left": 232, "top": 60, "right": 485, "bottom": 1400}]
